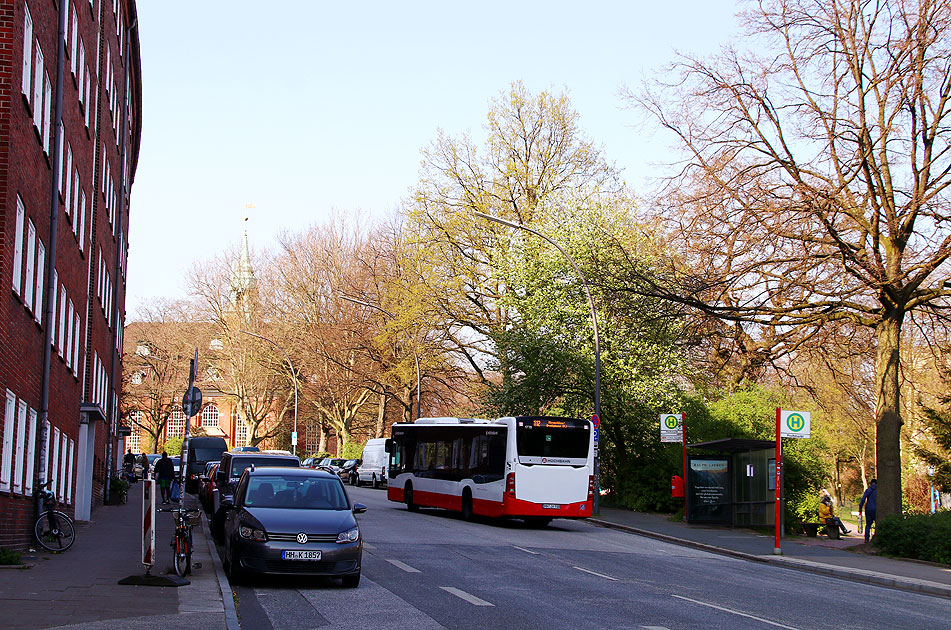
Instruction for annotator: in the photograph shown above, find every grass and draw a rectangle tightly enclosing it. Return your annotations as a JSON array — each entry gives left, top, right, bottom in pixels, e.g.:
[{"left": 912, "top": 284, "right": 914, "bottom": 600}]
[{"left": 0, "top": 547, "right": 23, "bottom": 565}]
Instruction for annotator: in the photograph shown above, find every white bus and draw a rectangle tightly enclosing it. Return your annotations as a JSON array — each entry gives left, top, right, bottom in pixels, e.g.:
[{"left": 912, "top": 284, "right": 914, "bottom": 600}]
[{"left": 386, "top": 416, "right": 594, "bottom": 525}]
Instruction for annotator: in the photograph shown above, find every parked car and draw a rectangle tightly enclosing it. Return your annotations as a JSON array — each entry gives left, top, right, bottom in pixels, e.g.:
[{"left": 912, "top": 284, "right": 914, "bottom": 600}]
[
  {"left": 199, "top": 462, "right": 219, "bottom": 513},
  {"left": 230, "top": 446, "right": 260, "bottom": 453},
  {"left": 145, "top": 453, "right": 161, "bottom": 475},
  {"left": 302, "top": 457, "right": 317, "bottom": 468},
  {"left": 358, "top": 438, "right": 388, "bottom": 488},
  {"left": 338, "top": 459, "right": 361, "bottom": 485},
  {"left": 220, "top": 466, "right": 366, "bottom": 586},
  {"left": 183, "top": 436, "right": 229, "bottom": 493},
  {"left": 317, "top": 457, "right": 347, "bottom": 474},
  {"left": 212, "top": 452, "right": 301, "bottom": 540}
]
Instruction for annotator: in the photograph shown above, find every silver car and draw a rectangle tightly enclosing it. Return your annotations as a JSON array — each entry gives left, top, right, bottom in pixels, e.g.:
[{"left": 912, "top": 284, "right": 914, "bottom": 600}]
[{"left": 221, "top": 467, "right": 366, "bottom": 586}]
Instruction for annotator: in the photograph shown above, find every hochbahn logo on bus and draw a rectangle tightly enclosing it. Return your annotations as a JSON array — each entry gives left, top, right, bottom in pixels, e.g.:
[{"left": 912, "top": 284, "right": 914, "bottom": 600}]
[{"left": 541, "top": 457, "right": 570, "bottom": 464}]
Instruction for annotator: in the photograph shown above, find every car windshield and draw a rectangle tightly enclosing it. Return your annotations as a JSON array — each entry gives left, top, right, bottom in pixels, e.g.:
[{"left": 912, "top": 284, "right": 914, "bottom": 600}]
[
  {"left": 244, "top": 475, "right": 349, "bottom": 510},
  {"left": 319, "top": 458, "right": 346, "bottom": 467},
  {"left": 193, "top": 448, "right": 224, "bottom": 462}
]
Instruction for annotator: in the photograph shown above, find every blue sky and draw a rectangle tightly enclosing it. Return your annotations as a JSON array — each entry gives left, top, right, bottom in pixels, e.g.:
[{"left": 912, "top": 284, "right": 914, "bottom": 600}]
[{"left": 127, "top": 1, "right": 740, "bottom": 314}]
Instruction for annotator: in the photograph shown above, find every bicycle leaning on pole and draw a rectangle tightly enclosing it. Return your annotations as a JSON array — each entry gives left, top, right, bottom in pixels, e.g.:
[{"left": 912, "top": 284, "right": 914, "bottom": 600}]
[
  {"left": 159, "top": 495, "right": 201, "bottom": 577},
  {"left": 33, "top": 480, "right": 76, "bottom": 552}
]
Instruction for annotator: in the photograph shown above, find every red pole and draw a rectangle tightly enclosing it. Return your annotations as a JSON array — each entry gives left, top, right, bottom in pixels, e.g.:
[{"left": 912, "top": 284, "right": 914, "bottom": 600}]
[
  {"left": 774, "top": 407, "right": 782, "bottom": 554},
  {"left": 682, "top": 412, "right": 687, "bottom": 516}
]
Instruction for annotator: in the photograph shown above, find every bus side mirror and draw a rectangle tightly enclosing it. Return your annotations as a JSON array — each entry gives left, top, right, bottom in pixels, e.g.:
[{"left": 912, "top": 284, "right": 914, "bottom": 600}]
[{"left": 384, "top": 439, "right": 393, "bottom": 453}]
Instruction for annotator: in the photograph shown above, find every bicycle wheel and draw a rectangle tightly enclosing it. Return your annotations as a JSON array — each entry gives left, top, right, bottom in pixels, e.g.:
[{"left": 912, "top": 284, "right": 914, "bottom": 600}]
[
  {"left": 34, "top": 511, "right": 76, "bottom": 552},
  {"left": 173, "top": 531, "right": 191, "bottom": 577}
]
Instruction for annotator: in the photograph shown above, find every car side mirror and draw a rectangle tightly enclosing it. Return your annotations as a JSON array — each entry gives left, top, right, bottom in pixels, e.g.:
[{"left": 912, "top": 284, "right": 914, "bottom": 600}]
[
  {"left": 352, "top": 503, "right": 368, "bottom": 514},
  {"left": 220, "top": 497, "right": 235, "bottom": 510}
]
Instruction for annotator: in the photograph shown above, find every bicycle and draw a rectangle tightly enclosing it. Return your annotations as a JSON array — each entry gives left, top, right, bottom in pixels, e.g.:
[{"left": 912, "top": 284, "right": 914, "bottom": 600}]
[
  {"left": 33, "top": 480, "right": 76, "bottom": 552},
  {"left": 159, "top": 504, "right": 201, "bottom": 577}
]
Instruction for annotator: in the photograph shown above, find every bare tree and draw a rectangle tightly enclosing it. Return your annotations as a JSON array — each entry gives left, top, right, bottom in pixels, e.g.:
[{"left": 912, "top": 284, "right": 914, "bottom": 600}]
[
  {"left": 629, "top": 0, "right": 951, "bottom": 518},
  {"left": 121, "top": 301, "right": 203, "bottom": 453}
]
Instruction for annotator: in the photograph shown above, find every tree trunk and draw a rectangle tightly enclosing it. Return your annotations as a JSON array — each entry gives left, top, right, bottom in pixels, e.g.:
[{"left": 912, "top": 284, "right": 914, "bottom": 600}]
[
  {"left": 375, "top": 391, "right": 387, "bottom": 438},
  {"left": 875, "top": 311, "right": 904, "bottom": 519},
  {"left": 319, "top": 425, "right": 328, "bottom": 453}
]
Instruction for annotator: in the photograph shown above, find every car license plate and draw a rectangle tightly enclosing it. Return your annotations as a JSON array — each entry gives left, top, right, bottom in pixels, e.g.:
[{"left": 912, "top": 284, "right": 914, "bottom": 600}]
[
  {"left": 542, "top": 503, "right": 561, "bottom": 510},
  {"left": 282, "top": 550, "right": 321, "bottom": 560}
]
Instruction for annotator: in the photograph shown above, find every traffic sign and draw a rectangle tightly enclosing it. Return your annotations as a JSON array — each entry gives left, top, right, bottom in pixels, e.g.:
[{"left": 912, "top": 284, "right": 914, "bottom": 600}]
[
  {"left": 660, "top": 413, "right": 683, "bottom": 443},
  {"left": 780, "top": 409, "right": 811, "bottom": 438},
  {"left": 182, "top": 387, "right": 202, "bottom": 418},
  {"left": 291, "top": 431, "right": 298, "bottom": 446},
  {"left": 591, "top": 414, "right": 600, "bottom": 444}
]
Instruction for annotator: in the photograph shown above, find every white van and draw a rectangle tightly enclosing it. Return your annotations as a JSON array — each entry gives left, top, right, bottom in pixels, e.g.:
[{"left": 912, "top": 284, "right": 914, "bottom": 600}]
[{"left": 358, "top": 438, "right": 388, "bottom": 488}]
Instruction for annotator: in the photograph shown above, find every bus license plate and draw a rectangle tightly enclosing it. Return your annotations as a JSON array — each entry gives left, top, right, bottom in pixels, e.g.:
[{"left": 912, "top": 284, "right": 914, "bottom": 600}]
[
  {"left": 282, "top": 550, "right": 321, "bottom": 560},
  {"left": 542, "top": 503, "right": 561, "bottom": 510}
]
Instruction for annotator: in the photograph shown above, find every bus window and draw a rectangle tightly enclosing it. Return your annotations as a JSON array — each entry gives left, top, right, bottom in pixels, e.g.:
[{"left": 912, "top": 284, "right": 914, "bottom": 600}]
[{"left": 516, "top": 418, "right": 589, "bottom": 463}]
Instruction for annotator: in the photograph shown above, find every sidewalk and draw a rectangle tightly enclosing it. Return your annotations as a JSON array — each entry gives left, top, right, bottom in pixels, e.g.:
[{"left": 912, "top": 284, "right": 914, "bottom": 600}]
[
  {"left": 590, "top": 507, "right": 951, "bottom": 598},
  {"left": 0, "top": 482, "right": 236, "bottom": 630}
]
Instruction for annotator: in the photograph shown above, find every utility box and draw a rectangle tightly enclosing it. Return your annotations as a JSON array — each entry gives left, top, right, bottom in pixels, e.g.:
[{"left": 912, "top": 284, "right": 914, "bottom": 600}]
[{"left": 671, "top": 475, "right": 684, "bottom": 498}]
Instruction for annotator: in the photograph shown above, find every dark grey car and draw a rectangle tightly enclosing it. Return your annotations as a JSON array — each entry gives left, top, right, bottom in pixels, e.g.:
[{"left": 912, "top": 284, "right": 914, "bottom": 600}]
[{"left": 221, "top": 467, "right": 366, "bottom": 586}]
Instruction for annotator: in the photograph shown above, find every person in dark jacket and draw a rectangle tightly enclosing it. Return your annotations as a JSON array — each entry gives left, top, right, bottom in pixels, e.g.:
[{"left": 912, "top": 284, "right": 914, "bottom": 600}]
[
  {"left": 155, "top": 451, "right": 175, "bottom": 505},
  {"left": 859, "top": 479, "right": 877, "bottom": 543}
]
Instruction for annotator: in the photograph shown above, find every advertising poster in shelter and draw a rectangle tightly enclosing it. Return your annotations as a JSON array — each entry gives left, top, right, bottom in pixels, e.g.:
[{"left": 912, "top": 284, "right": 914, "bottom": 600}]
[{"left": 687, "top": 457, "right": 732, "bottom": 524}]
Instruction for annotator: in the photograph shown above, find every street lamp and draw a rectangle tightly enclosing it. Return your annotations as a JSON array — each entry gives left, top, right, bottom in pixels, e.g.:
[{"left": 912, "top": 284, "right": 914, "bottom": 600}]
[
  {"left": 473, "top": 211, "right": 602, "bottom": 514},
  {"left": 339, "top": 295, "right": 422, "bottom": 420},
  {"left": 239, "top": 330, "right": 298, "bottom": 455}
]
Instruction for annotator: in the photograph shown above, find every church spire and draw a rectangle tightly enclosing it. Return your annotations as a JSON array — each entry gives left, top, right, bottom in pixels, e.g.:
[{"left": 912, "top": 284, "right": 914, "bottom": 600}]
[{"left": 229, "top": 220, "right": 256, "bottom": 308}]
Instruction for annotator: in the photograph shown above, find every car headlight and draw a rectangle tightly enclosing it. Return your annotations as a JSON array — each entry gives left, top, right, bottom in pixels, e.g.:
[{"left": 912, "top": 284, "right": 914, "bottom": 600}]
[
  {"left": 336, "top": 527, "right": 360, "bottom": 544},
  {"left": 239, "top": 523, "right": 268, "bottom": 542}
]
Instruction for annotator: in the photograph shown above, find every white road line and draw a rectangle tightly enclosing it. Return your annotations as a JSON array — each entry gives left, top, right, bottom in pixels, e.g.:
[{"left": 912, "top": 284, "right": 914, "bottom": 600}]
[
  {"left": 512, "top": 545, "right": 539, "bottom": 555},
  {"left": 672, "top": 595, "right": 803, "bottom": 630},
  {"left": 573, "top": 566, "right": 619, "bottom": 581},
  {"left": 386, "top": 558, "right": 421, "bottom": 573},
  {"left": 439, "top": 586, "right": 495, "bottom": 607}
]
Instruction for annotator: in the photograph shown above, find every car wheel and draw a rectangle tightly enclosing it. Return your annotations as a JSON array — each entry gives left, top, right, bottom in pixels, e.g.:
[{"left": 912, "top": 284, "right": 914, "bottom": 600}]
[
  {"left": 405, "top": 484, "right": 418, "bottom": 512},
  {"left": 372, "top": 474, "right": 379, "bottom": 489},
  {"left": 225, "top": 541, "right": 245, "bottom": 585},
  {"left": 341, "top": 572, "right": 360, "bottom": 588},
  {"left": 461, "top": 489, "right": 474, "bottom": 521}
]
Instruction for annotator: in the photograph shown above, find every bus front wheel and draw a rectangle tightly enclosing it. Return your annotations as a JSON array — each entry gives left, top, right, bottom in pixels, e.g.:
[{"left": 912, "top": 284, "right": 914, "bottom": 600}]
[
  {"left": 405, "top": 484, "right": 419, "bottom": 512},
  {"left": 461, "top": 489, "right": 474, "bottom": 521}
]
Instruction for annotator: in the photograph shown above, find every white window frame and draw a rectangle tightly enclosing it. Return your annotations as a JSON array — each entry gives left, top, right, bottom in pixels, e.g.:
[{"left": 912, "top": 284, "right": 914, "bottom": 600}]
[
  {"left": 58, "top": 431, "right": 67, "bottom": 499},
  {"left": 13, "top": 197, "right": 24, "bottom": 296},
  {"left": 66, "top": 300, "right": 74, "bottom": 369},
  {"left": 24, "top": 219, "right": 36, "bottom": 312},
  {"left": 43, "top": 73, "right": 52, "bottom": 154},
  {"left": 58, "top": 285, "right": 67, "bottom": 356},
  {"left": 50, "top": 427, "right": 60, "bottom": 497},
  {"left": 73, "top": 313, "right": 81, "bottom": 376},
  {"left": 25, "top": 408, "right": 37, "bottom": 495},
  {"left": 64, "top": 143, "right": 73, "bottom": 217},
  {"left": 70, "top": 7, "right": 78, "bottom": 77},
  {"left": 50, "top": 270, "right": 58, "bottom": 342},
  {"left": 34, "top": 238, "right": 45, "bottom": 324},
  {"left": 13, "top": 400, "right": 27, "bottom": 493},
  {"left": 1, "top": 390, "right": 16, "bottom": 492},
  {"left": 21, "top": 3, "right": 32, "bottom": 98},
  {"left": 65, "top": 438, "right": 74, "bottom": 504},
  {"left": 32, "top": 45, "right": 43, "bottom": 130}
]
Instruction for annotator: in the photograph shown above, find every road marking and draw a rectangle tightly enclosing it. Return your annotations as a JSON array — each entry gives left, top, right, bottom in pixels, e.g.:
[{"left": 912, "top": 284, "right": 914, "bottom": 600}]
[
  {"left": 672, "top": 595, "right": 802, "bottom": 630},
  {"left": 573, "top": 566, "right": 619, "bottom": 581},
  {"left": 363, "top": 542, "right": 376, "bottom": 550},
  {"left": 439, "top": 586, "right": 495, "bottom": 607},
  {"left": 641, "top": 627, "right": 671, "bottom": 630},
  {"left": 513, "top": 545, "right": 539, "bottom": 555},
  {"left": 386, "top": 558, "right": 421, "bottom": 573}
]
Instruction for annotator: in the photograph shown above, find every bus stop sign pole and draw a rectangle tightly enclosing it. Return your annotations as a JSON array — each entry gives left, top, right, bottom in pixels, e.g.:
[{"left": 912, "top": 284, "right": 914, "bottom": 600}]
[{"left": 774, "top": 407, "right": 782, "bottom": 555}]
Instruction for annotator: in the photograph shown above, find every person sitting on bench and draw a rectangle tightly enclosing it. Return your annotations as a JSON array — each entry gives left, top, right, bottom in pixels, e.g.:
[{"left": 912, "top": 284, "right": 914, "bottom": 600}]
[{"left": 818, "top": 490, "right": 850, "bottom": 535}]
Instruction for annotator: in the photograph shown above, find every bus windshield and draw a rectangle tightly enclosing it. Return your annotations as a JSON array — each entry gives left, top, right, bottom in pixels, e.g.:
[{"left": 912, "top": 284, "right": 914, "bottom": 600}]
[{"left": 515, "top": 417, "right": 590, "bottom": 465}]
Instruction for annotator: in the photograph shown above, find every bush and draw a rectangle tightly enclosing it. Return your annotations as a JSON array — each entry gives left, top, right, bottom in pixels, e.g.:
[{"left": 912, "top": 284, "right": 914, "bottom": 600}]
[
  {"left": 340, "top": 441, "right": 364, "bottom": 459},
  {"left": 0, "top": 547, "right": 22, "bottom": 565},
  {"left": 163, "top": 437, "right": 183, "bottom": 456},
  {"left": 875, "top": 511, "right": 951, "bottom": 565}
]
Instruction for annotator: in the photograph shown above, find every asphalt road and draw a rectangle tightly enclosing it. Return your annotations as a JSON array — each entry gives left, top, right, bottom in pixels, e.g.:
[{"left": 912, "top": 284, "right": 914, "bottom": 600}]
[{"left": 225, "top": 485, "right": 950, "bottom": 630}]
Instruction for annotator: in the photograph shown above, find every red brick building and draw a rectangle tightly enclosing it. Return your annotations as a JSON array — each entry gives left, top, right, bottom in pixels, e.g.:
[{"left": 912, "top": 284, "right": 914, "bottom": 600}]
[{"left": 0, "top": 0, "right": 142, "bottom": 550}]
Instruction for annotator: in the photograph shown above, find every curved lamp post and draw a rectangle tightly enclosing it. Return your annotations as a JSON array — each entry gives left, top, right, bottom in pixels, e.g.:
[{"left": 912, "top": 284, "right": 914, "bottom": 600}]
[
  {"left": 239, "top": 330, "right": 298, "bottom": 455},
  {"left": 339, "top": 295, "right": 422, "bottom": 420},
  {"left": 473, "top": 211, "right": 602, "bottom": 515}
]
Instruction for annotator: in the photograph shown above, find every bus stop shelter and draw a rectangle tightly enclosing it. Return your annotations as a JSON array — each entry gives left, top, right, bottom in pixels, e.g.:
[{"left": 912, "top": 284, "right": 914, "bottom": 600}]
[{"left": 685, "top": 438, "right": 776, "bottom": 527}]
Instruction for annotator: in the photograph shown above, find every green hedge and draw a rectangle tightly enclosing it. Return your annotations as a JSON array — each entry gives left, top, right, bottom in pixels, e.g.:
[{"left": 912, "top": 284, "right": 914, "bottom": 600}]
[{"left": 875, "top": 511, "right": 951, "bottom": 565}]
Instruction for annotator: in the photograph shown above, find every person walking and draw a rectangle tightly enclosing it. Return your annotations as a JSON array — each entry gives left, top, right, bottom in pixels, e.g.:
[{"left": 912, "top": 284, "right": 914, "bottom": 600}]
[
  {"left": 859, "top": 479, "right": 877, "bottom": 543},
  {"left": 155, "top": 451, "right": 175, "bottom": 505}
]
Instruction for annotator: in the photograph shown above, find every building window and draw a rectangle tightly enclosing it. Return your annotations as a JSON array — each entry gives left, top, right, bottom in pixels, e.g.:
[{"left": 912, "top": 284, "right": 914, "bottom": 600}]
[
  {"left": 126, "top": 411, "right": 142, "bottom": 453},
  {"left": 167, "top": 410, "right": 184, "bottom": 438},
  {"left": 201, "top": 403, "right": 219, "bottom": 428}
]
